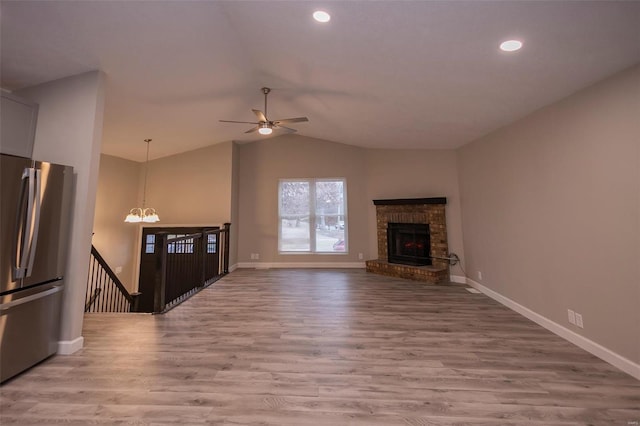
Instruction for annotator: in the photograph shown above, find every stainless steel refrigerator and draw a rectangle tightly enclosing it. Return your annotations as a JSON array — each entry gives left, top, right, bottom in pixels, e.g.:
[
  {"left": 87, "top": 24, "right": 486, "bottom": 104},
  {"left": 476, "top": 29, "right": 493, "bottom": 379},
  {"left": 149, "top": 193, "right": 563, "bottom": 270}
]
[{"left": 1, "top": 153, "right": 74, "bottom": 383}]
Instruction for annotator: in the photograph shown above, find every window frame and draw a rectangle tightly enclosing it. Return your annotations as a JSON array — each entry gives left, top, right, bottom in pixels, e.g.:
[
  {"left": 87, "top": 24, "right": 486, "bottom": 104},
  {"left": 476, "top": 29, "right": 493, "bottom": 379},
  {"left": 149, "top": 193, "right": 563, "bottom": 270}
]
[{"left": 278, "top": 178, "right": 348, "bottom": 254}]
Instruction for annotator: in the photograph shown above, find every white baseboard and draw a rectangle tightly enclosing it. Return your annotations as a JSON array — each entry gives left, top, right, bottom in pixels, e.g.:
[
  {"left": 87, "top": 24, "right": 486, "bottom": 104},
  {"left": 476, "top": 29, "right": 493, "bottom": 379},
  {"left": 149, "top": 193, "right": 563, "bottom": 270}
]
[
  {"left": 228, "top": 263, "right": 238, "bottom": 272},
  {"left": 57, "top": 336, "right": 84, "bottom": 355},
  {"left": 465, "top": 277, "right": 640, "bottom": 380},
  {"left": 236, "top": 262, "right": 366, "bottom": 269},
  {"left": 450, "top": 274, "right": 466, "bottom": 284}
]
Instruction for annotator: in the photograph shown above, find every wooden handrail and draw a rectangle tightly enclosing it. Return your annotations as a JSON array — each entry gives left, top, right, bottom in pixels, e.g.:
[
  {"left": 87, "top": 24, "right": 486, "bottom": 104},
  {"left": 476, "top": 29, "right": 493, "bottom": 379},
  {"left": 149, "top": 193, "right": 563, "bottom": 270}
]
[
  {"left": 152, "top": 225, "right": 231, "bottom": 313},
  {"left": 90, "top": 245, "right": 135, "bottom": 304},
  {"left": 86, "top": 245, "right": 140, "bottom": 312}
]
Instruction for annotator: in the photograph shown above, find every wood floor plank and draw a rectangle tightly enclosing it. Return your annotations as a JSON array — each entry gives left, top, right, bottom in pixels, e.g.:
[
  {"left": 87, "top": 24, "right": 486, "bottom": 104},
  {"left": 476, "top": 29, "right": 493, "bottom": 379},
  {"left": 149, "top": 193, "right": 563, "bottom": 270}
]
[{"left": 1, "top": 268, "right": 638, "bottom": 425}]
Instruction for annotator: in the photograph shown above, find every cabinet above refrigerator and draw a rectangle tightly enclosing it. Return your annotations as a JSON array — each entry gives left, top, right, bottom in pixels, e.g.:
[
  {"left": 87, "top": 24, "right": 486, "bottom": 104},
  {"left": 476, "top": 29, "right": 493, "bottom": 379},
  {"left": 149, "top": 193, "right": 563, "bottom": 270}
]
[{"left": 0, "top": 90, "right": 39, "bottom": 157}]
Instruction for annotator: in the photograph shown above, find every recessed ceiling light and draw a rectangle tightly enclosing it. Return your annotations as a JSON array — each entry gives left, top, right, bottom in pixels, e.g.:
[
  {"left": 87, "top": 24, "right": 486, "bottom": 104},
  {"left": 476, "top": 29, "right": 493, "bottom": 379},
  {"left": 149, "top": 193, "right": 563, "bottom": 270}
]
[
  {"left": 313, "top": 10, "right": 331, "bottom": 23},
  {"left": 500, "top": 39, "right": 523, "bottom": 52}
]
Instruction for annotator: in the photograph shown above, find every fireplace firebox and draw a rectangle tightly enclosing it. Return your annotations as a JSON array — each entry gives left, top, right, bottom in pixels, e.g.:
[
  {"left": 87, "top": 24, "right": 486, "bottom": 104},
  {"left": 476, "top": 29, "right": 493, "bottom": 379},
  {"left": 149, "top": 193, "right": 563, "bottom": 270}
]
[{"left": 387, "top": 223, "right": 431, "bottom": 266}]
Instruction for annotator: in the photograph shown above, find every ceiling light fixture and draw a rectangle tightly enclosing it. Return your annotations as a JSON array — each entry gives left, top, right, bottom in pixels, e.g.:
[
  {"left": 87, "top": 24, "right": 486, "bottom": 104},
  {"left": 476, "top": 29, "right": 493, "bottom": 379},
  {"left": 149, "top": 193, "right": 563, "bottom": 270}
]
[
  {"left": 258, "top": 123, "right": 273, "bottom": 135},
  {"left": 500, "top": 39, "right": 523, "bottom": 52},
  {"left": 313, "top": 10, "right": 331, "bottom": 23},
  {"left": 124, "top": 139, "right": 160, "bottom": 223}
]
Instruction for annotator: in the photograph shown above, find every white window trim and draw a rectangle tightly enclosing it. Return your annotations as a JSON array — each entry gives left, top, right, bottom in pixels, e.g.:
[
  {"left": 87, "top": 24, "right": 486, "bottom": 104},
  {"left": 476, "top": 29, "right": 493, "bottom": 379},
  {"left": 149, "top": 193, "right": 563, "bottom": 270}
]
[{"left": 278, "top": 178, "right": 348, "bottom": 254}]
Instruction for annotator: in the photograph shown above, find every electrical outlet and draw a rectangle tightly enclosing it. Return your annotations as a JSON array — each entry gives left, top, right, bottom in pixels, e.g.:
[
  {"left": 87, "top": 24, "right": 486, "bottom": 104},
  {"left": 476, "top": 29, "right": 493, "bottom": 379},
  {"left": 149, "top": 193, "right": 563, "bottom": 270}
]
[
  {"left": 575, "top": 313, "right": 584, "bottom": 328},
  {"left": 477, "top": 271, "right": 483, "bottom": 280},
  {"left": 568, "top": 309, "right": 576, "bottom": 325},
  {"left": 358, "top": 253, "right": 363, "bottom": 260},
  {"left": 250, "top": 253, "right": 257, "bottom": 260},
  {"left": 255, "top": 253, "right": 260, "bottom": 260},
  {"left": 115, "top": 266, "right": 122, "bottom": 274}
]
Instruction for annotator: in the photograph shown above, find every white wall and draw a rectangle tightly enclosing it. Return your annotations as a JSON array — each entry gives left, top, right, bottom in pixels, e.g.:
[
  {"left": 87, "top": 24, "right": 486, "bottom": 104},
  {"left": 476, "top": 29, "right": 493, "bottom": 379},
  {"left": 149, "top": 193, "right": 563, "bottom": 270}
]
[{"left": 17, "top": 71, "right": 106, "bottom": 354}]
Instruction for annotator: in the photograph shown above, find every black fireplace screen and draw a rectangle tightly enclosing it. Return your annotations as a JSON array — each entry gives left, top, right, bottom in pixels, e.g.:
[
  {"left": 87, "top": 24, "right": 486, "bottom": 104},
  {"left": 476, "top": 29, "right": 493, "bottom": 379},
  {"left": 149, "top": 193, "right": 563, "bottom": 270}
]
[{"left": 387, "top": 223, "right": 431, "bottom": 266}]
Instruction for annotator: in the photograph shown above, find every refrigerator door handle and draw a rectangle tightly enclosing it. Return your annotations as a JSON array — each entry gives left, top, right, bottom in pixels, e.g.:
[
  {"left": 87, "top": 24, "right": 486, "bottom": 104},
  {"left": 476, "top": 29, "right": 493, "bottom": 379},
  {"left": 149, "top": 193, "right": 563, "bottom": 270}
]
[
  {"left": 25, "top": 168, "right": 41, "bottom": 277},
  {"left": 0, "top": 285, "right": 64, "bottom": 313},
  {"left": 12, "top": 167, "right": 37, "bottom": 281}
]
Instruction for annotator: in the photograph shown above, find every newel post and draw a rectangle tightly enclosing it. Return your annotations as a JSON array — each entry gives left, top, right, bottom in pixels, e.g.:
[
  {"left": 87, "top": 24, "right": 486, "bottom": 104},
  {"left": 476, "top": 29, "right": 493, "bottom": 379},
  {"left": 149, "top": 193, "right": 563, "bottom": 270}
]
[
  {"left": 223, "top": 223, "right": 231, "bottom": 274},
  {"left": 153, "top": 232, "right": 168, "bottom": 313}
]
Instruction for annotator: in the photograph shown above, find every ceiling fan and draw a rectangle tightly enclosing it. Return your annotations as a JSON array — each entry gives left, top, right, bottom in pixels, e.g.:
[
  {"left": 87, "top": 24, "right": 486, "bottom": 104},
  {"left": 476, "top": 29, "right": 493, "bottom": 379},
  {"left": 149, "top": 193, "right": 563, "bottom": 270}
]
[{"left": 220, "top": 87, "right": 309, "bottom": 135}]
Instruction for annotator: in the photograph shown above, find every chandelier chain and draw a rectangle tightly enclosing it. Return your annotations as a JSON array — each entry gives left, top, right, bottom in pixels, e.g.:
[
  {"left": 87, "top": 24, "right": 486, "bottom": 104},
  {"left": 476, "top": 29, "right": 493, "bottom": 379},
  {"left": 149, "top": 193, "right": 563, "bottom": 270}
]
[{"left": 142, "top": 138, "right": 151, "bottom": 207}]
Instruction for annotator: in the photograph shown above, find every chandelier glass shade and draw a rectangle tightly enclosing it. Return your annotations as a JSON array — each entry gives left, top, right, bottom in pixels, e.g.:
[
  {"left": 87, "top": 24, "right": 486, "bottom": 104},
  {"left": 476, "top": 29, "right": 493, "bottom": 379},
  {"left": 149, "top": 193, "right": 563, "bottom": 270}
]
[
  {"left": 124, "top": 139, "right": 160, "bottom": 223},
  {"left": 124, "top": 207, "right": 160, "bottom": 223}
]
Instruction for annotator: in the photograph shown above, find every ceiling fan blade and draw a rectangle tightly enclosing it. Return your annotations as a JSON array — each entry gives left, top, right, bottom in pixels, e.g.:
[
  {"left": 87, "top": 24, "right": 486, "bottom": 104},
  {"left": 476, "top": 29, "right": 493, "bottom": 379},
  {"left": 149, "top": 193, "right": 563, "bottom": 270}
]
[
  {"left": 220, "top": 120, "right": 259, "bottom": 124},
  {"left": 275, "top": 125, "right": 298, "bottom": 133},
  {"left": 244, "top": 126, "right": 260, "bottom": 134},
  {"left": 252, "top": 109, "right": 267, "bottom": 122},
  {"left": 273, "top": 117, "right": 309, "bottom": 124}
]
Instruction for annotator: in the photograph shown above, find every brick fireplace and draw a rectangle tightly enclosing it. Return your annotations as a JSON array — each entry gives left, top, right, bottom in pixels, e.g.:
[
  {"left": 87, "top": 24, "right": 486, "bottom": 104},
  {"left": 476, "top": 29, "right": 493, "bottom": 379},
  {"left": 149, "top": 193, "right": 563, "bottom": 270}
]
[{"left": 366, "top": 197, "right": 449, "bottom": 283}]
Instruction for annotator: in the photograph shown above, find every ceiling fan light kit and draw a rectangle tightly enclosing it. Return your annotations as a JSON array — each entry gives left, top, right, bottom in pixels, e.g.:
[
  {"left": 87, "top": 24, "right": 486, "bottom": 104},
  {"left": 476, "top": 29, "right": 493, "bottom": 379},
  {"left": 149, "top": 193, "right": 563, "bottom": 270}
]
[
  {"left": 313, "top": 10, "right": 331, "bottom": 23},
  {"left": 500, "top": 39, "right": 523, "bottom": 52},
  {"left": 220, "top": 87, "right": 309, "bottom": 136},
  {"left": 258, "top": 123, "right": 273, "bottom": 135}
]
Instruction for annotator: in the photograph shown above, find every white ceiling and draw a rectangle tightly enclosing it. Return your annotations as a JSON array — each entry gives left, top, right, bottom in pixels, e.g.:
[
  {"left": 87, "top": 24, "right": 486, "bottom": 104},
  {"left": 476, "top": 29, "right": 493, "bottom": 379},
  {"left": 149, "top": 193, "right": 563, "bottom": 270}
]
[{"left": 2, "top": 1, "right": 639, "bottom": 162}]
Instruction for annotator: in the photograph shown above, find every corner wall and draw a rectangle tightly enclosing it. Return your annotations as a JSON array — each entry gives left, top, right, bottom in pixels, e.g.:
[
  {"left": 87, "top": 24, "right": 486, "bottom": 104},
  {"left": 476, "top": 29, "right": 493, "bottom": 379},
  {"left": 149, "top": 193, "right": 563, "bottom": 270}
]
[
  {"left": 17, "top": 71, "right": 106, "bottom": 354},
  {"left": 457, "top": 65, "right": 640, "bottom": 370},
  {"left": 365, "top": 149, "right": 465, "bottom": 278},
  {"left": 93, "top": 154, "right": 140, "bottom": 291}
]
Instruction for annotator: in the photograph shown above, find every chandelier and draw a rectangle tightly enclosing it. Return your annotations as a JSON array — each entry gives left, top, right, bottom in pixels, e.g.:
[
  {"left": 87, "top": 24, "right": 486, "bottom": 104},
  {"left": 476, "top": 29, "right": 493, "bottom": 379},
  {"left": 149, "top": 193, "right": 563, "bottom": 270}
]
[{"left": 124, "top": 139, "right": 160, "bottom": 223}]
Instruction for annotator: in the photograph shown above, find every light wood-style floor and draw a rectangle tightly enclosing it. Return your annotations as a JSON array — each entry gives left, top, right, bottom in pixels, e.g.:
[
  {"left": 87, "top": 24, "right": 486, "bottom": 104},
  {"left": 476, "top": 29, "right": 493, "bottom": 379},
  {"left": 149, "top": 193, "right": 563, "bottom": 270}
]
[{"left": 1, "top": 269, "right": 639, "bottom": 425}]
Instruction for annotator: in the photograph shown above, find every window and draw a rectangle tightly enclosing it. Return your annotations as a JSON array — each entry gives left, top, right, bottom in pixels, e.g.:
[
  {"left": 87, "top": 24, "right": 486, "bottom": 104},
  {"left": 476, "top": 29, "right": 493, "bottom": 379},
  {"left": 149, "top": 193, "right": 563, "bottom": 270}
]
[
  {"left": 145, "top": 234, "right": 155, "bottom": 254},
  {"left": 207, "top": 234, "right": 217, "bottom": 254},
  {"left": 279, "top": 178, "right": 347, "bottom": 253}
]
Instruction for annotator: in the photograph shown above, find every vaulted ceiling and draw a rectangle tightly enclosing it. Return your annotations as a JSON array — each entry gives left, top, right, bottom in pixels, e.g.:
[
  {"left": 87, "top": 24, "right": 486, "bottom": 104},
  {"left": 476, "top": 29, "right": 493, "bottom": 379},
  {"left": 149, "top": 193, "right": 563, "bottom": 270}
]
[{"left": 2, "top": 1, "right": 639, "bottom": 161}]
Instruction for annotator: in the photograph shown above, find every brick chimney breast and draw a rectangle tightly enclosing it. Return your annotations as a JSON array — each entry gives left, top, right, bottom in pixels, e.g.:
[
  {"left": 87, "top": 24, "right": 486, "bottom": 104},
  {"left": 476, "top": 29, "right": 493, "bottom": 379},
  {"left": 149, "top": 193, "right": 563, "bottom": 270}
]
[{"left": 366, "top": 197, "right": 449, "bottom": 284}]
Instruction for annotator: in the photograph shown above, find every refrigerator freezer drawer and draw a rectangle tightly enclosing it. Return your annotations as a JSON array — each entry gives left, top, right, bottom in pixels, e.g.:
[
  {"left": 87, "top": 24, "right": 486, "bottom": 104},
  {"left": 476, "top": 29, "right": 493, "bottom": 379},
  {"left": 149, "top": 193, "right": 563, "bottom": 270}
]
[{"left": 0, "top": 285, "right": 63, "bottom": 383}]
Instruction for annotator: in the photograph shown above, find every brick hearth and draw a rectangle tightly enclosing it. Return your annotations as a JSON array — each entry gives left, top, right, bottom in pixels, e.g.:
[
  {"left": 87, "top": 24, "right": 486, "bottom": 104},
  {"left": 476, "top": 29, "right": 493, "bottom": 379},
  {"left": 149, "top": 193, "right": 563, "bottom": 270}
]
[{"left": 366, "top": 197, "right": 449, "bottom": 284}]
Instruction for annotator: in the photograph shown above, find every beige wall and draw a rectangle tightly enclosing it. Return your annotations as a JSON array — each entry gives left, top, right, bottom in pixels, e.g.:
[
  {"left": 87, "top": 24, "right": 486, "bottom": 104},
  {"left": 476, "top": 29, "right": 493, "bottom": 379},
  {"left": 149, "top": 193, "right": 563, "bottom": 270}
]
[
  {"left": 93, "top": 154, "right": 140, "bottom": 291},
  {"left": 237, "top": 134, "right": 465, "bottom": 269},
  {"left": 365, "top": 149, "right": 465, "bottom": 276},
  {"left": 17, "top": 71, "right": 105, "bottom": 352},
  {"left": 457, "top": 65, "right": 640, "bottom": 363},
  {"left": 94, "top": 141, "right": 236, "bottom": 291},
  {"left": 237, "top": 134, "right": 369, "bottom": 264},
  {"left": 97, "top": 134, "right": 465, "bottom": 275},
  {"left": 144, "top": 141, "right": 233, "bottom": 225}
]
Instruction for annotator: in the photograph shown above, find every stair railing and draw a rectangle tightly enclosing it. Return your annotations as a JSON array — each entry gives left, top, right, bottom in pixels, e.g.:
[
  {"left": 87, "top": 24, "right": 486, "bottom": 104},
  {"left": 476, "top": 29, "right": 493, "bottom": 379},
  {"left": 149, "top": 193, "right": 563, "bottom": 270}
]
[
  {"left": 153, "top": 223, "right": 230, "bottom": 313},
  {"left": 85, "top": 245, "right": 140, "bottom": 312}
]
